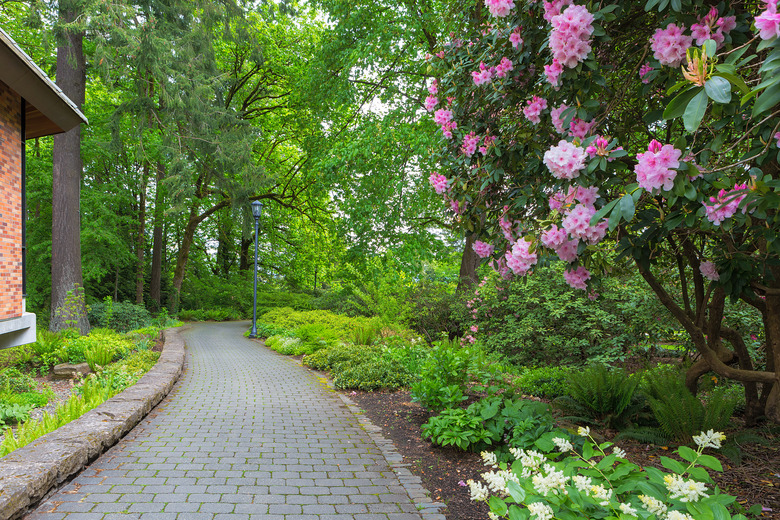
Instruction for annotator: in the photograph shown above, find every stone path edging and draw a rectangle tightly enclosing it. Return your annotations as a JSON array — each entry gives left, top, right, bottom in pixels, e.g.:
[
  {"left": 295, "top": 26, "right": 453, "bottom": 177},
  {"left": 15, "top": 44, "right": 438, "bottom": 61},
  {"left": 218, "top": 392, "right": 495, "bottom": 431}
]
[{"left": 0, "top": 327, "right": 186, "bottom": 520}]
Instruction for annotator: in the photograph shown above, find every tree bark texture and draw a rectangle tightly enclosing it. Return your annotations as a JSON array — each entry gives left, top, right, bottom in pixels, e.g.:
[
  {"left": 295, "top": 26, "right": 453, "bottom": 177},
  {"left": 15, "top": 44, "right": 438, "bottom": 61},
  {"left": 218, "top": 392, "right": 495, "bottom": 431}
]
[
  {"left": 50, "top": 3, "right": 88, "bottom": 334},
  {"left": 457, "top": 233, "right": 480, "bottom": 292},
  {"left": 149, "top": 164, "right": 165, "bottom": 311},
  {"left": 135, "top": 164, "right": 148, "bottom": 305}
]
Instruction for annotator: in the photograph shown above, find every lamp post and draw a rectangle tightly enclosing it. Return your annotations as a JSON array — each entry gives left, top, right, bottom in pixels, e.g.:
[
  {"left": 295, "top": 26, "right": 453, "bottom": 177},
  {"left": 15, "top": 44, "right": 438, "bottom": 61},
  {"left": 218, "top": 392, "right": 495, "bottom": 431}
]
[{"left": 249, "top": 200, "right": 262, "bottom": 338}]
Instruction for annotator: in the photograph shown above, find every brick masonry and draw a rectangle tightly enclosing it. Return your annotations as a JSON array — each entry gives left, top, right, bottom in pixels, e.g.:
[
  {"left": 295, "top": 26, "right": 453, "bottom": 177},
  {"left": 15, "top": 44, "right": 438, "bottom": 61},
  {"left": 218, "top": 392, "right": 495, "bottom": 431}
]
[{"left": 0, "top": 80, "right": 23, "bottom": 321}]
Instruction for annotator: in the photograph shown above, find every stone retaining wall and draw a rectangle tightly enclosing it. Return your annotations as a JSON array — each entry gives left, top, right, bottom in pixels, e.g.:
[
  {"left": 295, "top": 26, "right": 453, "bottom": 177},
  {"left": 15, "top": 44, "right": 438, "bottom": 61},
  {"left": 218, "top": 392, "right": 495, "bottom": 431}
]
[{"left": 0, "top": 327, "right": 186, "bottom": 520}]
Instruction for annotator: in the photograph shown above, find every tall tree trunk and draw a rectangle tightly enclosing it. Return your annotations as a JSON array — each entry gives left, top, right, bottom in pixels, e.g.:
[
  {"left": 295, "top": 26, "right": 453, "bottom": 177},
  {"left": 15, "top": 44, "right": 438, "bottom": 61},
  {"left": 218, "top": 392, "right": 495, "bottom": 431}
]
[
  {"left": 169, "top": 206, "right": 200, "bottom": 313},
  {"left": 457, "top": 233, "right": 480, "bottom": 292},
  {"left": 239, "top": 236, "right": 251, "bottom": 271},
  {"left": 135, "top": 163, "right": 149, "bottom": 305},
  {"left": 149, "top": 163, "right": 165, "bottom": 311},
  {"left": 50, "top": 2, "right": 88, "bottom": 334}
]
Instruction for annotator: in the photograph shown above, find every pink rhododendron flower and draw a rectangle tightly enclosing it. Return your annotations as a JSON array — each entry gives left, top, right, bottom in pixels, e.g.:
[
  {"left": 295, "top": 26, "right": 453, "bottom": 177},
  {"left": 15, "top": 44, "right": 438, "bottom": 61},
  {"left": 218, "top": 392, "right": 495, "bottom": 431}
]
[
  {"left": 470, "top": 325, "right": 479, "bottom": 333},
  {"left": 485, "top": 0, "right": 515, "bottom": 17},
  {"left": 639, "top": 62, "right": 654, "bottom": 83},
  {"left": 575, "top": 186, "right": 599, "bottom": 206},
  {"left": 564, "top": 266, "right": 591, "bottom": 290},
  {"left": 543, "top": 0, "right": 573, "bottom": 22},
  {"left": 543, "top": 140, "right": 587, "bottom": 180},
  {"left": 541, "top": 225, "right": 568, "bottom": 249},
  {"left": 550, "top": 5, "right": 595, "bottom": 68},
  {"left": 472, "top": 240, "right": 495, "bottom": 258},
  {"left": 588, "top": 290, "right": 599, "bottom": 301},
  {"left": 428, "top": 172, "right": 448, "bottom": 194},
  {"left": 472, "top": 62, "right": 494, "bottom": 85},
  {"left": 462, "top": 132, "right": 481, "bottom": 157},
  {"left": 506, "top": 237, "right": 538, "bottom": 276},
  {"left": 700, "top": 261, "right": 720, "bottom": 281},
  {"left": 441, "top": 120, "right": 457, "bottom": 139},
  {"left": 762, "top": 1, "right": 780, "bottom": 41},
  {"left": 586, "top": 137, "right": 609, "bottom": 158},
  {"left": 433, "top": 109, "right": 452, "bottom": 126},
  {"left": 569, "top": 118, "right": 594, "bottom": 138},
  {"left": 562, "top": 203, "right": 596, "bottom": 240},
  {"left": 555, "top": 238, "right": 579, "bottom": 262},
  {"left": 509, "top": 27, "right": 524, "bottom": 49},
  {"left": 691, "top": 7, "right": 735, "bottom": 47},
  {"left": 775, "top": 131, "right": 780, "bottom": 147},
  {"left": 450, "top": 199, "right": 466, "bottom": 214},
  {"left": 424, "top": 95, "right": 438, "bottom": 112},
  {"left": 651, "top": 23, "right": 692, "bottom": 67},
  {"left": 523, "top": 96, "right": 548, "bottom": 124},
  {"left": 551, "top": 104, "right": 569, "bottom": 134},
  {"left": 544, "top": 59, "right": 564, "bottom": 87},
  {"left": 703, "top": 183, "right": 750, "bottom": 225},
  {"left": 428, "top": 79, "right": 438, "bottom": 95},
  {"left": 499, "top": 210, "right": 518, "bottom": 243},
  {"left": 495, "top": 56, "right": 514, "bottom": 78},
  {"left": 634, "top": 139, "right": 682, "bottom": 192}
]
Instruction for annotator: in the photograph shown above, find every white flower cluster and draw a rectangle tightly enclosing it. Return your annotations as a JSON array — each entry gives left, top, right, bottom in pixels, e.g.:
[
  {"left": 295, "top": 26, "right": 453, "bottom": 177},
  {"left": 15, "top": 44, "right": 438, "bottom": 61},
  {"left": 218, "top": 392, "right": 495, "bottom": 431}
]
[
  {"left": 619, "top": 502, "right": 638, "bottom": 516},
  {"left": 612, "top": 446, "right": 627, "bottom": 458},
  {"left": 589, "top": 484, "right": 613, "bottom": 506},
  {"left": 664, "top": 474, "right": 709, "bottom": 502},
  {"left": 532, "top": 464, "right": 569, "bottom": 496},
  {"left": 693, "top": 429, "right": 726, "bottom": 450},
  {"left": 482, "top": 469, "right": 520, "bottom": 494},
  {"left": 578, "top": 426, "right": 590, "bottom": 437},
  {"left": 666, "top": 511, "right": 696, "bottom": 520},
  {"left": 639, "top": 494, "right": 667, "bottom": 516},
  {"left": 572, "top": 475, "right": 592, "bottom": 493},
  {"left": 527, "top": 501, "right": 555, "bottom": 520},
  {"left": 512, "top": 448, "right": 546, "bottom": 478},
  {"left": 552, "top": 436, "right": 573, "bottom": 453},
  {"left": 481, "top": 450, "right": 498, "bottom": 468},
  {"left": 466, "top": 479, "right": 489, "bottom": 501}
]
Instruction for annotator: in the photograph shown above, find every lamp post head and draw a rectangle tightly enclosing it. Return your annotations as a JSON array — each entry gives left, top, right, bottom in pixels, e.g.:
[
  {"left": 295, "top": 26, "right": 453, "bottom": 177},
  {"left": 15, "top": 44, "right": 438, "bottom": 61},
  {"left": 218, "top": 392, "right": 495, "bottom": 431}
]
[{"left": 251, "top": 200, "right": 263, "bottom": 219}]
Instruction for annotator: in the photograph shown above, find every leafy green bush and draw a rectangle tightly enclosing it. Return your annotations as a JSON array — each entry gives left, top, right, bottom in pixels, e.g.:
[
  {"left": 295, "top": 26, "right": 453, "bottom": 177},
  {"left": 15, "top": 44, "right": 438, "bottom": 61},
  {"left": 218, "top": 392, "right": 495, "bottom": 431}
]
[
  {"left": 260, "top": 308, "right": 378, "bottom": 339},
  {"left": 402, "top": 281, "right": 463, "bottom": 343},
  {"left": 555, "top": 364, "right": 644, "bottom": 429},
  {"left": 513, "top": 365, "right": 574, "bottom": 399},
  {"left": 2, "top": 391, "right": 50, "bottom": 408},
  {"left": 640, "top": 368, "right": 738, "bottom": 444},
  {"left": 332, "top": 357, "right": 414, "bottom": 391},
  {"left": 265, "top": 335, "right": 304, "bottom": 355},
  {"left": 87, "top": 301, "right": 151, "bottom": 332},
  {"left": 252, "top": 322, "right": 290, "bottom": 338},
  {"left": 0, "top": 403, "right": 32, "bottom": 426},
  {"left": 30, "top": 330, "right": 64, "bottom": 369},
  {"left": 0, "top": 368, "right": 37, "bottom": 394},
  {"left": 56, "top": 329, "right": 134, "bottom": 365},
  {"left": 301, "top": 348, "right": 331, "bottom": 370},
  {"left": 97, "top": 350, "right": 160, "bottom": 391},
  {"left": 178, "top": 307, "right": 243, "bottom": 322}
]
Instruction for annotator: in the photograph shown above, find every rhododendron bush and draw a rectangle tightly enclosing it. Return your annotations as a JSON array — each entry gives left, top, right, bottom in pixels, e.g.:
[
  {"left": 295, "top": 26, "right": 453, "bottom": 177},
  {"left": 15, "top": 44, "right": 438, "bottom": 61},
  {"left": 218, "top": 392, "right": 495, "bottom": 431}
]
[{"left": 425, "top": 0, "right": 780, "bottom": 423}]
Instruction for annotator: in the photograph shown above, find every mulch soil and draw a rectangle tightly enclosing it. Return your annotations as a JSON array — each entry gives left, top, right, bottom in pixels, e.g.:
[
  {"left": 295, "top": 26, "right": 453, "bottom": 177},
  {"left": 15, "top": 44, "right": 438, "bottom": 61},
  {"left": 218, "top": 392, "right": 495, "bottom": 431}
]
[{"left": 345, "top": 389, "right": 780, "bottom": 520}]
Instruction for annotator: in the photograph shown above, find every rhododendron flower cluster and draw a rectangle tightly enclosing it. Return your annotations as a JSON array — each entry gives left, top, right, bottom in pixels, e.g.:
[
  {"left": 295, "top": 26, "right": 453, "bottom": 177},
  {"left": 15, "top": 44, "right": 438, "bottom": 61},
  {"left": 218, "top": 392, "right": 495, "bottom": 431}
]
[
  {"left": 639, "top": 62, "right": 653, "bottom": 83},
  {"left": 564, "top": 266, "right": 591, "bottom": 290},
  {"left": 562, "top": 204, "right": 607, "bottom": 244},
  {"left": 472, "top": 240, "right": 495, "bottom": 258},
  {"left": 433, "top": 108, "right": 452, "bottom": 126},
  {"left": 485, "top": 0, "right": 515, "bottom": 18},
  {"left": 550, "top": 104, "right": 569, "bottom": 134},
  {"left": 651, "top": 23, "right": 692, "bottom": 67},
  {"left": 462, "top": 132, "right": 480, "bottom": 157},
  {"left": 472, "top": 62, "right": 493, "bottom": 85},
  {"left": 699, "top": 261, "right": 720, "bottom": 281},
  {"left": 542, "top": 0, "right": 573, "bottom": 22},
  {"left": 703, "top": 183, "right": 749, "bottom": 225},
  {"left": 509, "top": 27, "right": 523, "bottom": 49},
  {"left": 505, "top": 238, "right": 537, "bottom": 276},
  {"left": 544, "top": 59, "right": 564, "bottom": 87},
  {"left": 424, "top": 95, "right": 438, "bottom": 111},
  {"left": 569, "top": 117, "right": 593, "bottom": 138},
  {"left": 543, "top": 140, "right": 587, "bottom": 179},
  {"left": 523, "top": 96, "right": 548, "bottom": 124},
  {"left": 586, "top": 136, "right": 610, "bottom": 158},
  {"left": 756, "top": 0, "right": 780, "bottom": 40},
  {"left": 549, "top": 5, "right": 594, "bottom": 68},
  {"left": 634, "top": 140, "right": 682, "bottom": 192},
  {"left": 480, "top": 135, "right": 497, "bottom": 155},
  {"left": 691, "top": 7, "right": 736, "bottom": 47},
  {"left": 428, "top": 172, "right": 448, "bottom": 194},
  {"left": 495, "top": 57, "right": 514, "bottom": 78},
  {"left": 499, "top": 210, "right": 518, "bottom": 242},
  {"left": 428, "top": 79, "right": 438, "bottom": 95},
  {"left": 540, "top": 224, "right": 568, "bottom": 249}
]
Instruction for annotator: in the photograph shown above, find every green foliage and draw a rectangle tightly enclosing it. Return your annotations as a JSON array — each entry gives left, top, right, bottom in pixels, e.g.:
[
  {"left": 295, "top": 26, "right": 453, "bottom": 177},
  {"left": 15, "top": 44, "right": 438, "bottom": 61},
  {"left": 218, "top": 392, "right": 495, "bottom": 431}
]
[
  {"left": 178, "top": 307, "right": 243, "bottom": 322},
  {"left": 56, "top": 329, "right": 134, "bottom": 366},
  {"left": 0, "top": 403, "right": 32, "bottom": 427},
  {"left": 422, "top": 396, "right": 556, "bottom": 453},
  {"left": 332, "top": 356, "right": 413, "bottom": 391},
  {"left": 87, "top": 300, "right": 151, "bottom": 333},
  {"left": 301, "top": 348, "right": 331, "bottom": 371},
  {"left": 265, "top": 335, "right": 305, "bottom": 355},
  {"left": 463, "top": 265, "right": 674, "bottom": 366},
  {"left": 642, "top": 368, "right": 738, "bottom": 444},
  {"left": 260, "top": 308, "right": 378, "bottom": 340},
  {"left": 97, "top": 350, "right": 160, "bottom": 391},
  {"left": 402, "top": 280, "right": 462, "bottom": 343},
  {"left": 252, "top": 322, "right": 290, "bottom": 338},
  {"left": 53, "top": 284, "right": 88, "bottom": 332},
  {"left": 513, "top": 365, "right": 574, "bottom": 399},
  {"left": 0, "top": 368, "right": 37, "bottom": 394},
  {"left": 555, "top": 364, "right": 644, "bottom": 429}
]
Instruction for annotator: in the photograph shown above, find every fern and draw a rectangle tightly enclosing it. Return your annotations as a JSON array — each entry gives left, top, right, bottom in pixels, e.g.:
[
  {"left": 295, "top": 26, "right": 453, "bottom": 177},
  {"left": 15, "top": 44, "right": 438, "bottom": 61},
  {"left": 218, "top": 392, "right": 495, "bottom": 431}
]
[{"left": 615, "top": 426, "right": 672, "bottom": 445}]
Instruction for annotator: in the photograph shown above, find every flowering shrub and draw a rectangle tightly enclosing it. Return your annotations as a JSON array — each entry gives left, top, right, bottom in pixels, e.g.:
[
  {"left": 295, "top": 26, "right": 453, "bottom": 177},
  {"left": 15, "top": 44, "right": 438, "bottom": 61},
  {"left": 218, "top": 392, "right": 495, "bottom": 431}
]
[
  {"left": 424, "top": 0, "right": 780, "bottom": 423},
  {"left": 465, "top": 428, "right": 761, "bottom": 520}
]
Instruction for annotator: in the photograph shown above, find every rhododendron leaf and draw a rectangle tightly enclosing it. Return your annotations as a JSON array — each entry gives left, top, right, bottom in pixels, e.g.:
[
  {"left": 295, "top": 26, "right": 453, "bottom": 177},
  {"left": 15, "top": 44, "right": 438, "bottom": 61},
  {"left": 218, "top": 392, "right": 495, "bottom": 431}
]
[
  {"left": 670, "top": 0, "right": 681, "bottom": 11},
  {"left": 724, "top": 45, "right": 749, "bottom": 65},
  {"left": 703, "top": 39, "right": 717, "bottom": 57},
  {"left": 608, "top": 204, "right": 622, "bottom": 231},
  {"left": 667, "top": 80, "right": 690, "bottom": 96},
  {"left": 757, "top": 38, "right": 777, "bottom": 52},
  {"left": 587, "top": 159, "right": 599, "bottom": 174},
  {"left": 715, "top": 63, "right": 737, "bottom": 76},
  {"left": 751, "top": 73, "right": 780, "bottom": 92},
  {"left": 665, "top": 214, "right": 685, "bottom": 230},
  {"left": 752, "top": 81, "right": 780, "bottom": 116},
  {"left": 591, "top": 199, "right": 619, "bottom": 225},
  {"left": 697, "top": 453, "right": 723, "bottom": 471},
  {"left": 683, "top": 90, "right": 708, "bottom": 132},
  {"left": 684, "top": 184, "right": 698, "bottom": 201},
  {"left": 619, "top": 193, "right": 635, "bottom": 222},
  {"left": 705, "top": 76, "right": 732, "bottom": 104},
  {"left": 506, "top": 481, "right": 526, "bottom": 504},
  {"left": 656, "top": 0, "right": 669, "bottom": 11},
  {"left": 664, "top": 87, "right": 701, "bottom": 120},
  {"left": 644, "top": 0, "right": 661, "bottom": 11}
]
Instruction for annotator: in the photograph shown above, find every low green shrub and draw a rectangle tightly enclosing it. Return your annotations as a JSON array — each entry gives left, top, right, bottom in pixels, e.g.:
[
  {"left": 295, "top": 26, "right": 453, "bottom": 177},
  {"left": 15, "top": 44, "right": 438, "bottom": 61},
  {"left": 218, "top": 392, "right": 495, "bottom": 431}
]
[
  {"left": 30, "top": 330, "right": 64, "bottom": 369},
  {"left": 1, "top": 391, "right": 50, "bottom": 408},
  {"left": 178, "top": 307, "right": 243, "bottom": 322},
  {"left": 513, "top": 365, "right": 574, "bottom": 399},
  {"left": 260, "top": 308, "right": 377, "bottom": 340},
  {"left": 301, "top": 348, "right": 331, "bottom": 370},
  {"left": 332, "top": 357, "right": 414, "bottom": 391},
  {"left": 0, "top": 368, "right": 37, "bottom": 394},
  {"left": 97, "top": 350, "right": 160, "bottom": 391},
  {"left": 56, "top": 329, "right": 134, "bottom": 366},
  {"left": 265, "top": 335, "right": 305, "bottom": 355},
  {"left": 87, "top": 300, "right": 151, "bottom": 332},
  {"left": 0, "top": 403, "right": 32, "bottom": 427},
  {"left": 555, "top": 364, "right": 644, "bottom": 429}
]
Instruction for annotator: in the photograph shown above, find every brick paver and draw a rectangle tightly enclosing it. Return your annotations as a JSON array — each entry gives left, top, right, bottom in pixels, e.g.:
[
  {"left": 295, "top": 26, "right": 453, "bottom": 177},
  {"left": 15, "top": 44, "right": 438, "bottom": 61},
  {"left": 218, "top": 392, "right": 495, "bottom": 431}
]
[{"left": 26, "top": 322, "right": 443, "bottom": 520}]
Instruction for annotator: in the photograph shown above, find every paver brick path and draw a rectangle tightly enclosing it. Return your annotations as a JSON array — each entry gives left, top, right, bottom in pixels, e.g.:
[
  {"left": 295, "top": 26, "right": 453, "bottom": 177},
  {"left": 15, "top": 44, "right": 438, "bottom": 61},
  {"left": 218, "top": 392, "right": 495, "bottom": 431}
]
[{"left": 26, "top": 322, "right": 436, "bottom": 520}]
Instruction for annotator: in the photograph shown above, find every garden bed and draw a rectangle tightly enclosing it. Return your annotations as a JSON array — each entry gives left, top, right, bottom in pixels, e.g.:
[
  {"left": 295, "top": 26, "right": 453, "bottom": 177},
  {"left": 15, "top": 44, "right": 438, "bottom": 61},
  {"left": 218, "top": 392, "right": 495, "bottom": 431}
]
[{"left": 347, "top": 389, "right": 780, "bottom": 520}]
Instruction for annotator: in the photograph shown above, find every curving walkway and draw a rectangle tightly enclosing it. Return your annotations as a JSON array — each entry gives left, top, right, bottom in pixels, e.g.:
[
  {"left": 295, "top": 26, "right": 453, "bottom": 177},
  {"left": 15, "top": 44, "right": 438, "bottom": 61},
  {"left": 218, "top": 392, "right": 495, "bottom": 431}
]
[{"left": 26, "top": 321, "right": 443, "bottom": 520}]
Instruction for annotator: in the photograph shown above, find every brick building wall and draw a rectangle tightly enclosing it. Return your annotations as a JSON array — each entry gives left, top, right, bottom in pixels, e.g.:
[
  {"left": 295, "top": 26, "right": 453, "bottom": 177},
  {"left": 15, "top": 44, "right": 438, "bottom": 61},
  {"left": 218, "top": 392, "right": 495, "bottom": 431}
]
[{"left": 0, "top": 80, "right": 23, "bottom": 321}]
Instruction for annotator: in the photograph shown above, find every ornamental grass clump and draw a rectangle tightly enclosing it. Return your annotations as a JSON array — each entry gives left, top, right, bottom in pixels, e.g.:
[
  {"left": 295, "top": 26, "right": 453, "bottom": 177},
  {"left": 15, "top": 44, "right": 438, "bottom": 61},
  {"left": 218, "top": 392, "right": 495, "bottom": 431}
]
[{"left": 465, "top": 427, "right": 762, "bottom": 520}]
